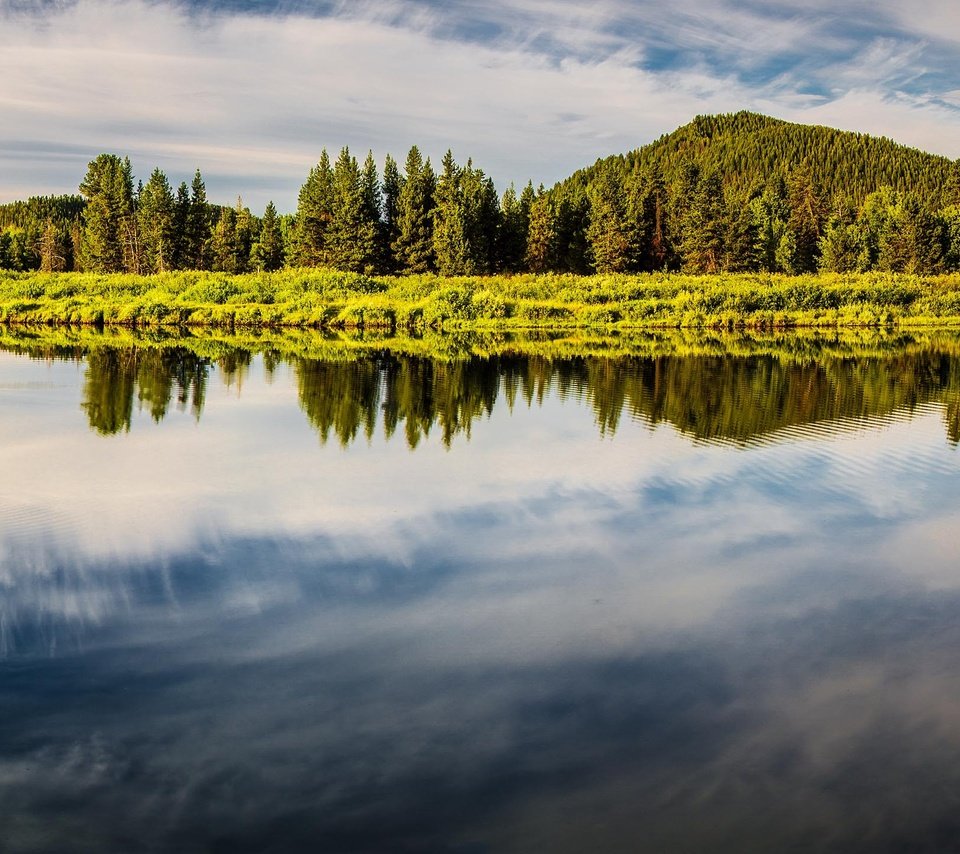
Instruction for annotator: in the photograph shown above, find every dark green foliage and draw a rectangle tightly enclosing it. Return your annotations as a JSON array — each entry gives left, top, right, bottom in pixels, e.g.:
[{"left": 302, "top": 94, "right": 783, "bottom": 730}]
[
  {"left": 525, "top": 191, "right": 557, "bottom": 273},
  {"left": 138, "top": 168, "right": 176, "bottom": 274},
  {"left": 292, "top": 150, "right": 333, "bottom": 267},
  {"left": 79, "top": 154, "right": 136, "bottom": 273},
  {"left": 499, "top": 182, "right": 532, "bottom": 272},
  {"left": 327, "top": 147, "right": 378, "bottom": 273},
  {"left": 172, "top": 182, "right": 190, "bottom": 270},
  {"left": 186, "top": 170, "right": 212, "bottom": 271},
  {"left": 680, "top": 171, "right": 726, "bottom": 273},
  {"left": 587, "top": 160, "right": 636, "bottom": 273},
  {"left": 234, "top": 198, "right": 254, "bottom": 274},
  {"left": 5, "top": 111, "right": 960, "bottom": 278},
  {"left": 210, "top": 208, "right": 238, "bottom": 273},
  {"left": 608, "top": 111, "right": 956, "bottom": 207},
  {"left": 251, "top": 202, "right": 285, "bottom": 272},
  {"left": 393, "top": 146, "right": 436, "bottom": 274},
  {"left": 381, "top": 154, "right": 403, "bottom": 273},
  {"left": 785, "top": 165, "right": 826, "bottom": 273}
]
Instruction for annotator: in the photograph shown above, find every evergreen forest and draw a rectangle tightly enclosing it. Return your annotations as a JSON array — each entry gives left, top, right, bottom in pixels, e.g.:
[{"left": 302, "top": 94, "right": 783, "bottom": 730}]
[{"left": 3, "top": 111, "right": 960, "bottom": 279}]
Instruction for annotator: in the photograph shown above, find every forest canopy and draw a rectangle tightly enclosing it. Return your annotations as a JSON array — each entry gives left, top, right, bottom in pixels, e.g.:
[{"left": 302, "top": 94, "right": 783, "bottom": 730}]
[{"left": 2, "top": 111, "right": 959, "bottom": 278}]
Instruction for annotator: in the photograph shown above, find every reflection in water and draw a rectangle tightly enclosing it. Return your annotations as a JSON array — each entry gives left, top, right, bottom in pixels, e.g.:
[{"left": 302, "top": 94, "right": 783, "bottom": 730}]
[
  {"left": 82, "top": 347, "right": 208, "bottom": 433},
  {"left": 21, "top": 330, "right": 960, "bottom": 445},
  {"left": 2, "top": 329, "right": 960, "bottom": 852}
]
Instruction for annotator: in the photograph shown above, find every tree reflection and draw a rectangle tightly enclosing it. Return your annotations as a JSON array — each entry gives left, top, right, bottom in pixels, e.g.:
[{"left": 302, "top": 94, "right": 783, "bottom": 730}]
[
  {"left": 26, "top": 334, "right": 960, "bottom": 445},
  {"left": 82, "top": 347, "right": 209, "bottom": 434}
]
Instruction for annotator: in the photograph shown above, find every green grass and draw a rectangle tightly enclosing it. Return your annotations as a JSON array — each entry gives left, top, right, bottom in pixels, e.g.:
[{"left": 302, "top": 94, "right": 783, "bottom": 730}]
[{"left": 5, "top": 269, "right": 960, "bottom": 330}]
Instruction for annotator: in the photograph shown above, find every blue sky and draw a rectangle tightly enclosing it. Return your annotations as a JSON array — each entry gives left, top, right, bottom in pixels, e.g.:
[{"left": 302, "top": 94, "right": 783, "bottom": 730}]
[{"left": 1, "top": 0, "right": 959, "bottom": 210}]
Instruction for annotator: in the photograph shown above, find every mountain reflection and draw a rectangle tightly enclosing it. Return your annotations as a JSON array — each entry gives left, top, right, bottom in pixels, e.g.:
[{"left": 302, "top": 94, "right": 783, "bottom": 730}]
[{"left": 5, "top": 330, "right": 960, "bottom": 445}]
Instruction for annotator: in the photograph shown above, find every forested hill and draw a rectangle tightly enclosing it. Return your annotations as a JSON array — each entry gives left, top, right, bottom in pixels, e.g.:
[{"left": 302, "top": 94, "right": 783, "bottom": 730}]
[
  {"left": 2, "top": 111, "right": 960, "bottom": 277},
  {"left": 564, "top": 111, "right": 956, "bottom": 207}
]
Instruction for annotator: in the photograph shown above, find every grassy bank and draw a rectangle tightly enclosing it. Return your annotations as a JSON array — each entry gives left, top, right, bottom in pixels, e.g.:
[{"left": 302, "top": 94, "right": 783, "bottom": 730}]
[{"left": 5, "top": 269, "right": 960, "bottom": 330}]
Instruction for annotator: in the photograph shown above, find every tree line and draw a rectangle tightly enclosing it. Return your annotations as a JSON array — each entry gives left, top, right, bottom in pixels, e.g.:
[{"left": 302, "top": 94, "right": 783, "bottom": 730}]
[{"left": 2, "top": 112, "right": 960, "bottom": 277}]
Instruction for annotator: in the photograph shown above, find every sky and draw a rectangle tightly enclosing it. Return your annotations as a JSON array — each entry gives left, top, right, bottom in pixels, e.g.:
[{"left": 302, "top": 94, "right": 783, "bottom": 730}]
[{"left": 1, "top": 0, "right": 959, "bottom": 211}]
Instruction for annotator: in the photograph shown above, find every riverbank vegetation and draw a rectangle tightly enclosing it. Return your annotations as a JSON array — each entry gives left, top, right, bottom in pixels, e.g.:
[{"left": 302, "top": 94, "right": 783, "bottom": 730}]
[
  {"left": 2, "top": 113, "right": 959, "bottom": 282},
  {"left": 4, "top": 269, "right": 960, "bottom": 330}
]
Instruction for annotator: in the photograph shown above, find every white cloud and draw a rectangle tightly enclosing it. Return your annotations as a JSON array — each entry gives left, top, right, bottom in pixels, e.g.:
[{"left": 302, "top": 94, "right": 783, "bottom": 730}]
[{"left": 0, "top": 0, "right": 958, "bottom": 210}]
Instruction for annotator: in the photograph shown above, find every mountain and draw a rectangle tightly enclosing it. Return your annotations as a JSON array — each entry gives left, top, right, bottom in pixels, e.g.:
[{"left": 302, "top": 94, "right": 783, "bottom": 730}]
[{"left": 561, "top": 111, "right": 957, "bottom": 207}]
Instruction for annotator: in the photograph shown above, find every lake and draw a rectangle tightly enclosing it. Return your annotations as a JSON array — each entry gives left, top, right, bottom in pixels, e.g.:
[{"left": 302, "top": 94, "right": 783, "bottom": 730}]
[{"left": 2, "top": 327, "right": 960, "bottom": 853}]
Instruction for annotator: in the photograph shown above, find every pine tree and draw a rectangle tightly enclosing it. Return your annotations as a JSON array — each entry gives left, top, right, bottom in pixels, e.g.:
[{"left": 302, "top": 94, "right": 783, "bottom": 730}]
[
  {"left": 751, "top": 178, "right": 791, "bottom": 272},
  {"left": 37, "top": 219, "right": 68, "bottom": 272},
  {"left": 137, "top": 168, "right": 176, "bottom": 273},
  {"left": 78, "top": 154, "right": 135, "bottom": 273},
  {"left": 210, "top": 208, "right": 238, "bottom": 273},
  {"left": 234, "top": 197, "right": 253, "bottom": 273},
  {"left": 381, "top": 154, "right": 403, "bottom": 273},
  {"left": 361, "top": 151, "right": 384, "bottom": 272},
  {"left": 499, "top": 183, "right": 530, "bottom": 272},
  {"left": 393, "top": 146, "right": 435, "bottom": 273},
  {"left": 433, "top": 150, "right": 470, "bottom": 275},
  {"left": 633, "top": 166, "right": 671, "bottom": 271},
  {"left": 587, "top": 160, "right": 636, "bottom": 273},
  {"left": 186, "top": 170, "right": 211, "bottom": 270},
  {"left": 292, "top": 150, "right": 334, "bottom": 267},
  {"left": 172, "top": 181, "right": 190, "bottom": 269},
  {"left": 786, "top": 165, "right": 826, "bottom": 273},
  {"left": 465, "top": 165, "right": 501, "bottom": 273},
  {"left": 680, "top": 171, "right": 726, "bottom": 273},
  {"left": 327, "top": 147, "right": 378, "bottom": 272},
  {"left": 819, "top": 196, "right": 864, "bottom": 272},
  {"left": 251, "top": 201, "right": 285, "bottom": 271},
  {"left": 525, "top": 190, "right": 557, "bottom": 273},
  {"left": 723, "top": 189, "right": 760, "bottom": 272}
]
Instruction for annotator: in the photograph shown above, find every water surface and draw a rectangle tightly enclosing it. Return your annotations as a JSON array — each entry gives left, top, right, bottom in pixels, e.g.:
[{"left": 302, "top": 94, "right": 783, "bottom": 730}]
[{"left": 2, "top": 329, "right": 960, "bottom": 853}]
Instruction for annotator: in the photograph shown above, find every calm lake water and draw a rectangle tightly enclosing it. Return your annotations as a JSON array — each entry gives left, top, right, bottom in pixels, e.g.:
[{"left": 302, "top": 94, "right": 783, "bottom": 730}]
[{"left": 3, "top": 329, "right": 960, "bottom": 853}]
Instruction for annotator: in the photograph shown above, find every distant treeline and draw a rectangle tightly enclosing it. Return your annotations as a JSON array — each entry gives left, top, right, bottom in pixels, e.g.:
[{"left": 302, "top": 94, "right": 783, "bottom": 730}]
[{"left": 2, "top": 111, "right": 960, "bottom": 277}]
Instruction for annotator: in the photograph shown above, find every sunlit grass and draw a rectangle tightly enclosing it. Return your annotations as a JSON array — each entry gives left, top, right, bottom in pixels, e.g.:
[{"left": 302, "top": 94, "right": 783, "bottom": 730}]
[{"left": 4, "top": 269, "right": 960, "bottom": 330}]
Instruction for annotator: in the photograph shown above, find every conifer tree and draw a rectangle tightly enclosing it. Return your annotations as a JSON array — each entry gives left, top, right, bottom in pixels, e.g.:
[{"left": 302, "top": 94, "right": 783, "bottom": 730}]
[
  {"left": 78, "top": 154, "right": 136, "bottom": 273},
  {"left": 750, "top": 178, "right": 791, "bottom": 272},
  {"left": 361, "top": 151, "right": 384, "bottom": 271},
  {"left": 251, "top": 201, "right": 285, "bottom": 271},
  {"left": 186, "top": 169, "right": 211, "bottom": 270},
  {"left": 210, "top": 208, "right": 238, "bottom": 273},
  {"left": 234, "top": 197, "right": 253, "bottom": 273},
  {"left": 680, "top": 171, "right": 726, "bottom": 273},
  {"left": 786, "top": 165, "right": 826, "bottom": 273},
  {"left": 499, "top": 183, "right": 531, "bottom": 272},
  {"left": 633, "top": 166, "right": 671, "bottom": 271},
  {"left": 137, "top": 168, "right": 176, "bottom": 274},
  {"left": 587, "top": 160, "right": 636, "bottom": 273},
  {"left": 172, "top": 181, "right": 190, "bottom": 269},
  {"left": 819, "top": 196, "right": 865, "bottom": 272},
  {"left": 381, "top": 154, "right": 403, "bottom": 272},
  {"left": 433, "top": 150, "right": 471, "bottom": 275},
  {"left": 393, "top": 146, "right": 435, "bottom": 273},
  {"left": 942, "top": 206, "right": 960, "bottom": 272},
  {"left": 465, "top": 165, "right": 501, "bottom": 273},
  {"left": 723, "top": 189, "right": 760, "bottom": 271},
  {"left": 37, "top": 219, "right": 68, "bottom": 272},
  {"left": 292, "top": 150, "right": 334, "bottom": 267},
  {"left": 327, "top": 147, "right": 378, "bottom": 272},
  {"left": 525, "top": 190, "right": 557, "bottom": 273}
]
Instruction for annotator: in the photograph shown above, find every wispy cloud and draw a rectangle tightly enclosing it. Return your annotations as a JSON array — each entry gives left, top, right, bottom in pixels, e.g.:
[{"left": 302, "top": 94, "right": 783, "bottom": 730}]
[{"left": 0, "top": 0, "right": 958, "bottom": 209}]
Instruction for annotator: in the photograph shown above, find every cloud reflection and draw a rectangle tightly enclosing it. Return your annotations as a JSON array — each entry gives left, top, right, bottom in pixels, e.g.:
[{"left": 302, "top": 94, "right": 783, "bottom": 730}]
[{"left": 2, "top": 336, "right": 960, "bottom": 850}]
